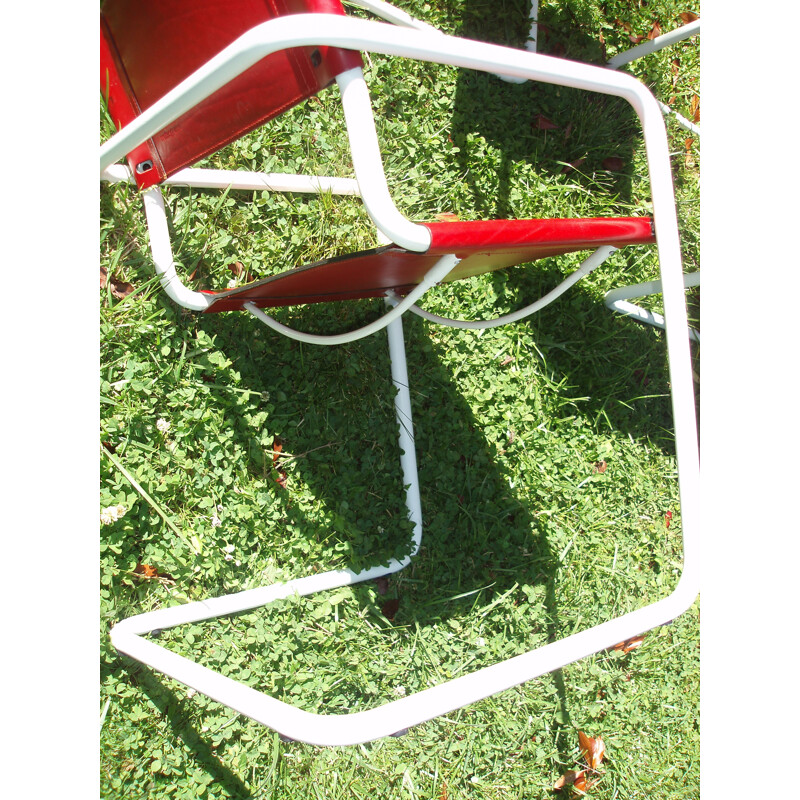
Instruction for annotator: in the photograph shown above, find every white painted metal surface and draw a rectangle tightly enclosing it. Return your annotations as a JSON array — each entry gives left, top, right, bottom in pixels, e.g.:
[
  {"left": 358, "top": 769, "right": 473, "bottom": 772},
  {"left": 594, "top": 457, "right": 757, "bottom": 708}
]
[
  {"left": 142, "top": 188, "right": 212, "bottom": 311},
  {"left": 103, "top": 13, "right": 700, "bottom": 746},
  {"left": 607, "top": 19, "right": 700, "bottom": 70},
  {"left": 346, "top": 0, "right": 442, "bottom": 33},
  {"left": 243, "top": 254, "right": 459, "bottom": 344},
  {"left": 336, "top": 67, "right": 432, "bottom": 251},
  {"left": 607, "top": 19, "right": 700, "bottom": 135},
  {"left": 101, "top": 164, "right": 361, "bottom": 194},
  {"left": 605, "top": 270, "right": 700, "bottom": 342},
  {"left": 397, "top": 245, "right": 615, "bottom": 329}
]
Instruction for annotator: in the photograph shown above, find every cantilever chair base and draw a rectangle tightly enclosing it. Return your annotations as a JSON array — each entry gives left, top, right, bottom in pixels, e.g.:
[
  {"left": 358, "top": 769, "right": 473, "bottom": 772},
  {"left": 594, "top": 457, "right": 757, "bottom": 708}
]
[{"left": 102, "top": 8, "right": 700, "bottom": 747}]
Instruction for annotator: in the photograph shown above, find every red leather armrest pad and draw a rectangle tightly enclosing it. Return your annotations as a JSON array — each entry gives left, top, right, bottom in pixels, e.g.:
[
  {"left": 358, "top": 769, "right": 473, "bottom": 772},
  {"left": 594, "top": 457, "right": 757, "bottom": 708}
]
[
  {"left": 101, "top": 0, "right": 362, "bottom": 189},
  {"left": 424, "top": 217, "right": 655, "bottom": 255}
]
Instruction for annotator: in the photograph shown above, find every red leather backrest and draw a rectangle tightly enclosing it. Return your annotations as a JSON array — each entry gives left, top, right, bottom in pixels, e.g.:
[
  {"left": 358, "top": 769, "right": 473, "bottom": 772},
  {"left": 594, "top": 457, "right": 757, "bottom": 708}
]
[{"left": 101, "top": 0, "right": 362, "bottom": 188}]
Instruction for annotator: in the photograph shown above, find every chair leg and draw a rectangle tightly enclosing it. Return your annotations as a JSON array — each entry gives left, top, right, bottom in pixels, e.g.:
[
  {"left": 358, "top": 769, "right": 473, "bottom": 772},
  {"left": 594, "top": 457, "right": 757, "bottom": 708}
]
[
  {"left": 109, "top": 309, "right": 428, "bottom": 744},
  {"left": 605, "top": 271, "right": 700, "bottom": 342}
]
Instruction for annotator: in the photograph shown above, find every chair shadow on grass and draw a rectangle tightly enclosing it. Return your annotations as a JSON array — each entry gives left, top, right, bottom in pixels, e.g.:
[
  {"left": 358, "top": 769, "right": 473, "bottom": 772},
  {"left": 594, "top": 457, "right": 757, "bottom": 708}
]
[
  {"left": 118, "top": 250, "right": 681, "bottom": 784},
  {"left": 448, "top": 0, "right": 641, "bottom": 226},
  {"left": 111, "top": 1, "right": 689, "bottom": 772}
]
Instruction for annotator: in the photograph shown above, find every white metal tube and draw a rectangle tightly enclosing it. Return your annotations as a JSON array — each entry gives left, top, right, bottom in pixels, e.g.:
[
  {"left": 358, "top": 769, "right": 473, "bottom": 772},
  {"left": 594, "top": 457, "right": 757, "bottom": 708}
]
[
  {"left": 385, "top": 306, "right": 423, "bottom": 550},
  {"left": 101, "top": 164, "right": 360, "bottom": 194},
  {"left": 657, "top": 100, "right": 700, "bottom": 135},
  {"left": 398, "top": 245, "right": 615, "bottom": 329},
  {"left": 336, "top": 68, "right": 431, "bottom": 251},
  {"left": 605, "top": 270, "right": 700, "bottom": 305},
  {"left": 164, "top": 168, "right": 361, "bottom": 194},
  {"left": 101, "top": 163, "right": 132, "bottom": 184},
  {"left": 605, "top": 271, "right": 700, "bottom": 342},
  {"left": 142, "top": 188, "right": 212, "bottom": 311},
  {"left": 98, "top": 16, "right": 690, "bottom": 171},
  {"left": 243, "top": 254, "right": 459, "bottom": 344},
  {"left": 345, "top": 0, "right": 442, "bottom": 33},
  {"left": 608, "top": 19, "right": 700, "bottom": 69},
  {"left": 498, "top": 0, "right": 538, "bottom": 82}
]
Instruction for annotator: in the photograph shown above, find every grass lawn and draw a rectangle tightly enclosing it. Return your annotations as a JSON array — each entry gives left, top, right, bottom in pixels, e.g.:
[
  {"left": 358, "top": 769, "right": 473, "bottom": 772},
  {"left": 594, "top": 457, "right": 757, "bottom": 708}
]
[{"left": 100, "top": 0, "right": 700, "bottom": 797}]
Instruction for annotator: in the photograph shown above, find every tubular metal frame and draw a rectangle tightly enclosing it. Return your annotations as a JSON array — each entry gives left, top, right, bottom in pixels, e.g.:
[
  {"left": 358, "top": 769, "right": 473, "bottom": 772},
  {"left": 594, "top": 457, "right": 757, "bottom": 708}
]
[{"left": 101, "top": 13, "right": 700, "bottom": 747}]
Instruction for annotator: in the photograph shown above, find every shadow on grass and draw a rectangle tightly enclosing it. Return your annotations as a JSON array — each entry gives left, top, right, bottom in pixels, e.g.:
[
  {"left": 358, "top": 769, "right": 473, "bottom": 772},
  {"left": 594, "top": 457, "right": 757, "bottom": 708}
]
[
  {"left": 102, "top": 245, "right": 689, "bottom": 790},
  {"left": 132, "top": 665, "right": 254, "bottom": 798},
  {"left": 191, "top": 261, "right": 674, "bottom": 684},
  {"left": 448, "top": 0, "right": 641, "bottom": 224}
]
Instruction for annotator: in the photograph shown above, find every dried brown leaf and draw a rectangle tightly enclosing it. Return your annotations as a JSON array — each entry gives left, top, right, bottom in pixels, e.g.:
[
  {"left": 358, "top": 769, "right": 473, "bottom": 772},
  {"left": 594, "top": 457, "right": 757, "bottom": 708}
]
[
  {"left": 110, "top": 277, "right": 135, "bottom": 300},
  {"left": 134, "top": 563, "right": 159, "bottom": 579},
  {"left": 680, "top": 12, "right": 699, "bottom": 24},
  {"left": 602, "top": 157, "right": 625, "bottom": 172},
  {"left": 101, "top": 265, "right": 135, "bottom": 299},
  {"left": 434, "top": 212, "right": 460, "bottom": 222},
  {"left": 612, "top": 634, "right": 646, "bottom": 653},
  {"left": 561, "top": 158, "right": 586, "bottom": 174},
  {"left": 554, "top": 770, "right": 586, "bottom": 791},
  {"left": 648, "top": 21, "right": 663, "bottom": 40},
  {"left": 689, "top": 94, "right": 700, "bottom": 122},
  {"left": 578, "top": 731, "right": 606, "bottom": 770},
  {"left": 381, "top": 598, "right": 400, "bottom": 620},
  {"left": 592, "top": 460, "right": 607, "bottom": 474},
  {"left": 685, "top": 137, "right": 695, "bottom": 167},
  {"left": 535, "top": 114, "right": 559, "bottom": 131}
]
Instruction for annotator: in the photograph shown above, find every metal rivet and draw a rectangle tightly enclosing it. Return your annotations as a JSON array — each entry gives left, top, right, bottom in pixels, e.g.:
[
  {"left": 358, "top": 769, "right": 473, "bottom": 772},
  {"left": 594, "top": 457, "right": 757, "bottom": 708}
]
[
  {"left": 136, "top": 160, "right": 154, "bottom": 174},
  {"left": 310, "top": 49, "right": 322, "bottom": 68}
]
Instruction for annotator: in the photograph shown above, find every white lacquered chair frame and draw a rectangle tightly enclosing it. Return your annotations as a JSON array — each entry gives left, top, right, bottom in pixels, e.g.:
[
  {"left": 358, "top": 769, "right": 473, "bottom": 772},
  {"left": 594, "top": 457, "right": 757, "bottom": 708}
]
[{"left": 101, "top": 13, "right": 700, "bottom": 747}]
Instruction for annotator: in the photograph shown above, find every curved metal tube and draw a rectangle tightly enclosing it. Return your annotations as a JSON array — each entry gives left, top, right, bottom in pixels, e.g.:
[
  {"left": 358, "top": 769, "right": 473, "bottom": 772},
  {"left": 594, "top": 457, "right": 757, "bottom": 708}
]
[
  {"left": 243, "top": 254, "right": 459, "bottom": 345},
  {"left": 393, "top": 246, "right": 615, "bottom": 330}
]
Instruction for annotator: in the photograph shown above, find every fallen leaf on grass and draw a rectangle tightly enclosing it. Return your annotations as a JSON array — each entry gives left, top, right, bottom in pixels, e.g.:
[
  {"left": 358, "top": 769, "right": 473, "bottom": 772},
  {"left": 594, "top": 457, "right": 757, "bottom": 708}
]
[
  {"left": 680, "top": 12, "right": 699, "bottom": 24},
  {"left": 434, "top": 212, "right": 460, "bottom": 223},
  {"left": 101, "top": 265, "right": 135, "bottom": 299},
  {"left": 554, "top": 770, "right": 598, "bottom": 793},
  {"left": 272, "top": 438, "right": 288, "bottom": 489},
  {"left": 381, "top": 598, "right": 400, "bottom": 620},
  {"left": 561, "top": 158, "right": 586, "bottom": 174},
  {"left": 602, "top": 157, "right": 625, "bottom": 172},
  {"left": 685, "top": 138, "right": 696, "bottom": 167},
  {"left": 592, "top": 461, "right": 607, "bottom": 474},
  {"left": 671, "top": 57, "right": 680, "bottom": 80},
  {"left": 134, "top": 563, "right": 160, "bottom": 579},
  {"left": 648, "top": 21, "right": 663, "bottom": 40},
  {"left": 665, "top": 510, "right": 673, "bottom": 528},
  {"left": 578, "top": 731, "right": 606, "bottom": 770},
  {"left": 689, "top": 94, "right": 700, "bottom": 123},
  {"left": 534, "top": 114, "right": 559, "bottom": 130},
  {"left": 612, "top": 634, "right": 646, "bottom": 653}
]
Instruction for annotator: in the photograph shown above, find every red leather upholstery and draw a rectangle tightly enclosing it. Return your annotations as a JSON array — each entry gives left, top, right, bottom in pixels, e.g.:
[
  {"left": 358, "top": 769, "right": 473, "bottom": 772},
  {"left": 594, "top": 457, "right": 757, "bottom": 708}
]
[
  {"left": 101, "top": 0, "right": 362, "bottom": 188},
  {"left": 202, "top": 218, "right": 655, "bottom": 312}
]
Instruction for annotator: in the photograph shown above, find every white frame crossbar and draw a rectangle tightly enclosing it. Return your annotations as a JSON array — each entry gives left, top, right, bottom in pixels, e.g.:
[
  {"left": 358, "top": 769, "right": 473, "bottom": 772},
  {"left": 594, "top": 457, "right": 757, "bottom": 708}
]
[{"left": 101, "top": 13, "right": 700, "bottom": 747}]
